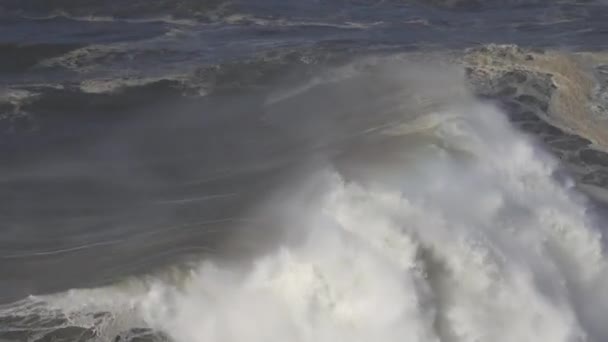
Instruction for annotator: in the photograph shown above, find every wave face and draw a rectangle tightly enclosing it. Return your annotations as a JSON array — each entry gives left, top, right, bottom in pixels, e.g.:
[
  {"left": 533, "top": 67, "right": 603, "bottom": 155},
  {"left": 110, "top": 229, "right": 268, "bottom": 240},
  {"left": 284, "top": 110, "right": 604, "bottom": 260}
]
[{"left": 3, "top": 61, "right": 608, "bottom": 342}]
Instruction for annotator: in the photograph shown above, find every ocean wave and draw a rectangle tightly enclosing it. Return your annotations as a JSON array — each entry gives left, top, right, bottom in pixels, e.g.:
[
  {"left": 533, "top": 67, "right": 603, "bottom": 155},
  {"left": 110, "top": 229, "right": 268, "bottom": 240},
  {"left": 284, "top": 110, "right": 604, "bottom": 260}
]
[
  {"left": 415, "top": 0, "right": 598, "bottom": 10},
  {"left": 6, "top": 0, "right": 608, "bottom": 340},
  {"left": 0, "top": 43, "right": 83, "bottom": 73},
  {"left": 11, "top": 43, "right": 608, "bottom": 184},
  {"left": 0, "top": 0, "right": 233, "bottom": 20},
  {"left": 3, "top": 57, "right": 608, "bottom": 342},
  {"left": 16, "top": 13, "right": 201, "bottom": 27}
]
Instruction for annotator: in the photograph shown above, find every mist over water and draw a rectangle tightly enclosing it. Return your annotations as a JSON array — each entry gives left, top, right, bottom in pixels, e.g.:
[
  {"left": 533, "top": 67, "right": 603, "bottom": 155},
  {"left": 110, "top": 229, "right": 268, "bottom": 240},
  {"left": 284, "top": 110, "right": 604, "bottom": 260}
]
[{"left": 5, "top": 60, "right": 608, "bottom": 342}]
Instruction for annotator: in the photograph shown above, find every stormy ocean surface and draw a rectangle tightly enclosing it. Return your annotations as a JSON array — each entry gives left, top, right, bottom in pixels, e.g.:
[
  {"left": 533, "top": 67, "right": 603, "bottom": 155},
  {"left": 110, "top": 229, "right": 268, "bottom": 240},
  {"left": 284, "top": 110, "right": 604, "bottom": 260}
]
[{"left": 4, "top": 0, "right": 608, "bottom": 341}]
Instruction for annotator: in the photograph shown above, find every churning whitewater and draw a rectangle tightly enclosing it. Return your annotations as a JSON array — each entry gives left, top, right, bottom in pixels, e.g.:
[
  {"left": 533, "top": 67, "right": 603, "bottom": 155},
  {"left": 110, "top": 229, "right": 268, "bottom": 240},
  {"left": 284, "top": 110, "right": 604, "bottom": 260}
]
[{"left": 10, "top": 63, "right": 608, "bottom": 342}]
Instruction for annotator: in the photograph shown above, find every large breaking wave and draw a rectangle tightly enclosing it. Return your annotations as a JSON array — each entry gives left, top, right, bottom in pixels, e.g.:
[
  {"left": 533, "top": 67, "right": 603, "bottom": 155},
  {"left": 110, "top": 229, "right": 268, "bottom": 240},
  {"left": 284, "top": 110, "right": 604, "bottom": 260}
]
[
  {"left": 137, "top": 90, "right": 608, "bottom": 342},
  {"left": 4, "top": 60, "right": 608, "bottom": 342}
]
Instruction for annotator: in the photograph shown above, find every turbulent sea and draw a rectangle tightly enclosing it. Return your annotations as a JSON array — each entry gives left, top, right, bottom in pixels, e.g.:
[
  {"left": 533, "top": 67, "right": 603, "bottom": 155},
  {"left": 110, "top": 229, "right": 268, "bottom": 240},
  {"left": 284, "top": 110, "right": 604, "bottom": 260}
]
[{"left": 5, "top": 1, "right": 608, "bottom": 341}]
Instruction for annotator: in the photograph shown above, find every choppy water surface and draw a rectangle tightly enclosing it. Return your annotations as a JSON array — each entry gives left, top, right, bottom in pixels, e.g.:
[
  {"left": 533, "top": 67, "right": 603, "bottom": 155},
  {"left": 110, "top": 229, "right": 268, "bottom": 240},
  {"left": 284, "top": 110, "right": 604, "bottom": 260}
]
[{"left": 4, "top": 1, "right": 608, "bottom": 341}]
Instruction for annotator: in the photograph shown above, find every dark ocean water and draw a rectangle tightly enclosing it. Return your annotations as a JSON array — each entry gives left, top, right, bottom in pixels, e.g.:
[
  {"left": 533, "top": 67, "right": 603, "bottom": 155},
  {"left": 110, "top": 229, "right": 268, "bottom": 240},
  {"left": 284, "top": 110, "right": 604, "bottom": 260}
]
[{"left": 4, "top": 1, "right": 608, "bottom": 341}]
